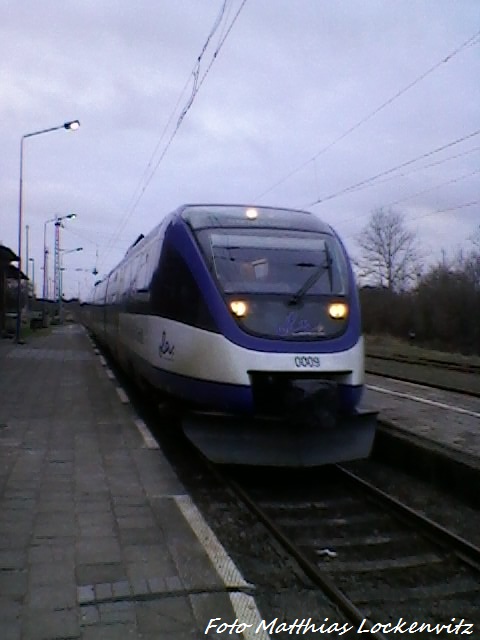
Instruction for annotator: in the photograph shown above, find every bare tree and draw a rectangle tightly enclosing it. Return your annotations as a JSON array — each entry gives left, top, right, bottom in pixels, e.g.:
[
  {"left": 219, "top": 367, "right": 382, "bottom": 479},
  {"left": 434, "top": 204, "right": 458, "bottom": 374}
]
[{"left": 355, "top": 208, "right": 422, "bottom": 292}]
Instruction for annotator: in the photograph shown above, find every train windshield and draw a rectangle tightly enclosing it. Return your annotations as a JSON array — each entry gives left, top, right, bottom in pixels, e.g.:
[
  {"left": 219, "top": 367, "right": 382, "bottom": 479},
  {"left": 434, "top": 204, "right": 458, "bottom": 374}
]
[{"left": 204, "top": 230, "right": 348, "bottom": 296}]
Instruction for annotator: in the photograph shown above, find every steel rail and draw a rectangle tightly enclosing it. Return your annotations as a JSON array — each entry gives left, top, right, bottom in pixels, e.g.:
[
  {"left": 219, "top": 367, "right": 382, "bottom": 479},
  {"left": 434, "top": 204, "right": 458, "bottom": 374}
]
[
  {"left": 224, "top": 475, "right": 389, "bottom": 640},
  {"left": 336, "top": 465, "right": 480, "bottom": 573}
]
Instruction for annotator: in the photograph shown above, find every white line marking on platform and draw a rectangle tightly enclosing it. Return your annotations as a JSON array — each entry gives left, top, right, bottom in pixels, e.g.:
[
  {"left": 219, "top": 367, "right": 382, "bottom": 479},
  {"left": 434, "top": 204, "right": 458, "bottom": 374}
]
[
  {"left": 105, "top": 369, "right": 115, "bottom": 380},
  {"left": 99, "top": 355, "right": 107, "bottom": 366},
  {"left": 229, "top": 592, "right": 270, "bottom": 639},
  {"left": 367, "top": 384, "right": 480, "bottom": 418},
  {"left": 134, "top": 418, "right": 159, "bottom": 449},
  {"left": 174, "top": 496, "right": 267, "bottom": 639},
  {"left": 115, "top": 387, "right": 129, "bottom": 404},
  {"left": 370, "top": 375, "right": 472, "bottom": 395},
  {"left": 175, "top": 495, "right": 250, "bottom": 589}
]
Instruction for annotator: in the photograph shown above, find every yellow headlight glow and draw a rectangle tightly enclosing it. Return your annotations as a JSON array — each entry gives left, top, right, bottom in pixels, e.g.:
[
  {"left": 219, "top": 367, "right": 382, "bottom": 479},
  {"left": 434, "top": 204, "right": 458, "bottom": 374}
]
[
  {"left": 328, "top": 302, "right": 348, "bottom": 319},
  {"left": 230, "top": 300, "right": 248, "bottom": 317}
]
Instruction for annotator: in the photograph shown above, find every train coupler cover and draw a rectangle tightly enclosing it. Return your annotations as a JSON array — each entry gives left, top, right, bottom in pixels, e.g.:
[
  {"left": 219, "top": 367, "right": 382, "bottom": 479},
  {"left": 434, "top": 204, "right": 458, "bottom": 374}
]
[{"left": 181, "top": 409, "right": 377, "bottom": 467}]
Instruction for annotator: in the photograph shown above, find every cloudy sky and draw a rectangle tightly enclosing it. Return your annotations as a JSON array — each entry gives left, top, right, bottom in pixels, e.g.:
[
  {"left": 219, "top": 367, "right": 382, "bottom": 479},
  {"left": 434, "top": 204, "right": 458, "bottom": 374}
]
[{"left": 1, "top": 1, "right": 479, "bottom": 298}]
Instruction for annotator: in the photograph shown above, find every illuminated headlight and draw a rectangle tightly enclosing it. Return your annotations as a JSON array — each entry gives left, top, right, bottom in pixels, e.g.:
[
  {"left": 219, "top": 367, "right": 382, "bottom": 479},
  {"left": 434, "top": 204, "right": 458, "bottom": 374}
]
[
  {"left": 245, "top": 208, "right": 258, "bottom": 220},
  {"left": 229, "top": 300, "right": 248, "bottom": 317},
  {"left": 328, "top": 302, "right": 348, "bottom": 319}
]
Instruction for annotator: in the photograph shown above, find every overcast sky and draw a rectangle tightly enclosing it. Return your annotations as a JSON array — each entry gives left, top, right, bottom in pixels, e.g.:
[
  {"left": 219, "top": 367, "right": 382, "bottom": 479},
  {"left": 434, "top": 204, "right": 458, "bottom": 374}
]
[{"left": 1, "top": 1, "right": 479, "bottom": 298}]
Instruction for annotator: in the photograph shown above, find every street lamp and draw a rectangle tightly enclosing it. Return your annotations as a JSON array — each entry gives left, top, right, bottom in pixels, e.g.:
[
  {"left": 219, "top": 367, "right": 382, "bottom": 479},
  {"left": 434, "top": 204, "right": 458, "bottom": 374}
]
[
  {"left": 16, "top": 119, "right": 80, "bottom": 343},
  {"left": 60, "top": 247, "right": 83, "bottom": 256}
]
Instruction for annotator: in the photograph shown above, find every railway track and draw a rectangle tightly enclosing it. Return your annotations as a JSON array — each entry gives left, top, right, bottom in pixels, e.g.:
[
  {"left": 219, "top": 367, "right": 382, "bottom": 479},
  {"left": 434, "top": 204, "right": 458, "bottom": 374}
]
[
  {"left": 365, "top": 353, "right": 480, "bottom": 397},
  {"left": 225, "top": 465, "right": 480, "bottom": 636},
  {"left": 366, "top": 352, "right": 480, "bottom": 375}
]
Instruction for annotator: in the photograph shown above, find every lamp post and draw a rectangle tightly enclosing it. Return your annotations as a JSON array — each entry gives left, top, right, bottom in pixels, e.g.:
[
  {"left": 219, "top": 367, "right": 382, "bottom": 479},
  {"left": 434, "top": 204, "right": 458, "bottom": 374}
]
[
  {"left": 58, "top": 247, "right": 83, "bottom": 322},
  {"left": 25, "top": 224, "right": 30, "bottom": 314},
  {"left": 16, "top": 119, "right": 80, "bottom": 343}
]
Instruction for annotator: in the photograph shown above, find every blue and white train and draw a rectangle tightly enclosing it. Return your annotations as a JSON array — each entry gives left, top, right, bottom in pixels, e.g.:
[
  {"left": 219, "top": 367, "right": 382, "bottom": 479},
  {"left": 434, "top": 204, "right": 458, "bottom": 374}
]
[{"left": 83, "top": 204, "right": 376, "bottom": 466}]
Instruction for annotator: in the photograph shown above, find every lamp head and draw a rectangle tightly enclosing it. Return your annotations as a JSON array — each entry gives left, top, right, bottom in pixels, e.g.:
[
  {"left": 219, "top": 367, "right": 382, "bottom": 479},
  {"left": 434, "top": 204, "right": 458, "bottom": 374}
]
[{"left": 64, "top": 120, "right": 80, "bottom": 131}]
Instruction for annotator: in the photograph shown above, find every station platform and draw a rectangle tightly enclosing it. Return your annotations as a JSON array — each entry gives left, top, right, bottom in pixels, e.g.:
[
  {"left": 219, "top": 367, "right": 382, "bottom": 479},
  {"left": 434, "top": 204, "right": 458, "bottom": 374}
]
[
  {"left": 364, "top": 373, "right": 480, "bottom": 477},
  {"left": 0, "top": 325, "right": 262, "bottom": 640}
]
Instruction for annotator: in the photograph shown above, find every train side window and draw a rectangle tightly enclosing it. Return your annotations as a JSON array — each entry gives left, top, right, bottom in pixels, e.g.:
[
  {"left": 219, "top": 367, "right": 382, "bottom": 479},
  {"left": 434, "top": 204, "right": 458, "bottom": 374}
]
[
  {"left": 150, "top": 244, "right": 217, "bottom": 331},
  {"left": 137, "top": 253, "right": 148, "bottom": 291}
]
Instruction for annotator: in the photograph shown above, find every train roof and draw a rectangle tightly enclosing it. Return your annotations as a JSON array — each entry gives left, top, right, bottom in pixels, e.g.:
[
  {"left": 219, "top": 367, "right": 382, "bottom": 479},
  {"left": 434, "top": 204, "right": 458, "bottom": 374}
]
[{"left": 179, "top": 204, "right": 332, "bottom": 234}]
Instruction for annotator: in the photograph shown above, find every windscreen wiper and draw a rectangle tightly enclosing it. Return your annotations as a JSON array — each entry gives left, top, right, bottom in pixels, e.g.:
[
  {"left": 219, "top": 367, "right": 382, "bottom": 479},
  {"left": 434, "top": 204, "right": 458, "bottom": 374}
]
[{"left": 288, "top": 249, "right": 333, "bottom": 305}]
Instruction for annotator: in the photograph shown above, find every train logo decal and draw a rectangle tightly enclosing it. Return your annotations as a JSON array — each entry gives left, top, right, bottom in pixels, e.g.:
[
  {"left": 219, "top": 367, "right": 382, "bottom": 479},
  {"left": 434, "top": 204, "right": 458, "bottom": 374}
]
[
  {"left": 277, "top": 312, "right": 312, "bottom": 336},
  {"left": 158, "top": 331, "right": 175, "bottom": 360}
]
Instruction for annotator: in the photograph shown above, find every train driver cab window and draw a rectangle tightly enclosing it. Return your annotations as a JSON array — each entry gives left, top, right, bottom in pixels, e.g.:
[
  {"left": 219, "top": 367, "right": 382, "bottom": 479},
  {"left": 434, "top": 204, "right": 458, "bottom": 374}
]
[{"left": 207, "top": 231, "right": 348, "bottom": 296}]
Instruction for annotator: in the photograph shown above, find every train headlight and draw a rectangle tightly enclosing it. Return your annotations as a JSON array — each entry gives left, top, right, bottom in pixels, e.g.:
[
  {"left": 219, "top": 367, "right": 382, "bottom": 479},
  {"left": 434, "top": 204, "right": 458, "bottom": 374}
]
[
  {"left": 328, "top": 302, "right": 348, "bottom": 319},
  {"left": 229, "top": 300, "right": 248, "bottom": 317}
]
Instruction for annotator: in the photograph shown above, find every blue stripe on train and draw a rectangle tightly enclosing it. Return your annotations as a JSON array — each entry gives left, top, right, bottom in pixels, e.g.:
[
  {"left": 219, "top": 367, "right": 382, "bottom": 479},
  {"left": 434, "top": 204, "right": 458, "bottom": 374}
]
[
  {"left": 151, "top": 366, "right": 253, "bottom": 413},
  {"left": 133, "top": 349, "right": 364, "bottom": 415},
  {"left": 166, "top": 218, "right": 363, "bottom": 354}
]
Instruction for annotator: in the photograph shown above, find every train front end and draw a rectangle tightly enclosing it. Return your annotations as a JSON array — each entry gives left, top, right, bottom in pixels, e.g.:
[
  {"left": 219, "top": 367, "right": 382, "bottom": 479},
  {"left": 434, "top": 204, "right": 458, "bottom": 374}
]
[{"left": 180, "top": 205, "right": 376, "bottom": 466}]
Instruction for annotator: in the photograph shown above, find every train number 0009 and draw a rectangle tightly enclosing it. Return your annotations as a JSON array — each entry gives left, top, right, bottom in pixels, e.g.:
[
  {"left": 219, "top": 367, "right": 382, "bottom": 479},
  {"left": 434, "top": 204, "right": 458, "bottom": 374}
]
[{"left": 294, "top": 356, "right": 321, "bottom": 368}]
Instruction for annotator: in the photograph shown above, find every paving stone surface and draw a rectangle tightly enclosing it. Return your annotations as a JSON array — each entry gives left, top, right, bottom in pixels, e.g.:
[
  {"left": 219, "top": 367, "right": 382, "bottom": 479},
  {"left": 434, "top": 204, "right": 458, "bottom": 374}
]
[{"left": 0, "top": 325, "right": 240, "bottom": 639}]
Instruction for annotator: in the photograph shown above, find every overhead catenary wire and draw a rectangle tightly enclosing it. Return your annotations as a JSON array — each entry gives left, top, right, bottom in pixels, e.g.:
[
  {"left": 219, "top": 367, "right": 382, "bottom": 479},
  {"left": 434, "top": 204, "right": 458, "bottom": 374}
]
[
  {"left": 329, "top": 145, "right": 480, "bottom": 195},
  {"left": 424, "top": 199, "right": 479, "bottom": 217},
  {"left": 384, "top": 168, "right": 480, "bottom": 208},
  {"left": 176, "top": 0, "right": 230, "bottom": 128},
  {"left": 125, "top": 6, "right": 236, "bottom": 215},
  {"left": 304, "top": 127, "right": 480, "bottom": 208},
  {"left": 66, "top": 226, "right": 128, "bottom": 254},
  {"left": 339, "top": 200, "right": 480, "bottom": 241},
  {"left": 98, "top": 0, "right": 248, "bottom": 275},
  {"left": 98, "top": 0, "right": 230, "bottom": 270},
  {"left": 139, "top": 0, "right": 248, "bottom": 189},
  {"left": 254, "top": 28, "right": 480, "bottom": 202}
]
